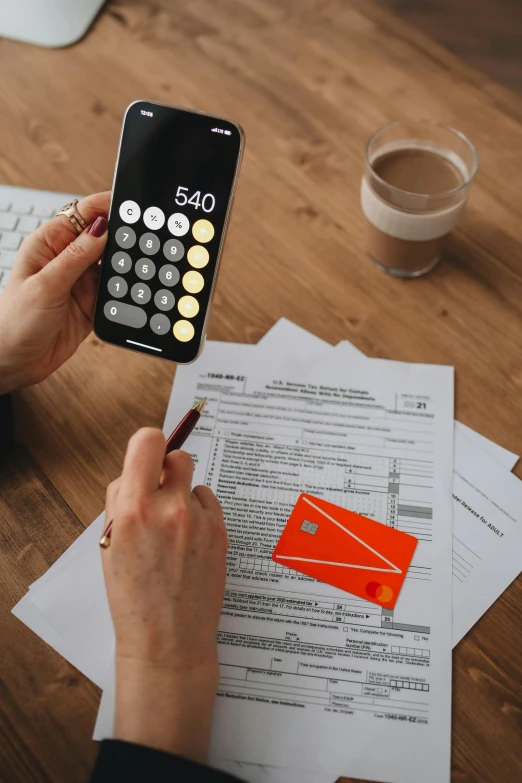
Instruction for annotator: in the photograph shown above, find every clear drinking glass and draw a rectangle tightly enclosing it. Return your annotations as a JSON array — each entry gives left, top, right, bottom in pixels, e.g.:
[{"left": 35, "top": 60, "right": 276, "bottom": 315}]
[{"left": 361, "top": 120, "right": 479, "bottom": 278}]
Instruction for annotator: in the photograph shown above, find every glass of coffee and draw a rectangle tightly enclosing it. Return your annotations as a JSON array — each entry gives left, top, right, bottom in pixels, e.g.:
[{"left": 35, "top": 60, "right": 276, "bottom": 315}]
[{"left": 361, "top": 120, "right": 478, "bottom": 277}]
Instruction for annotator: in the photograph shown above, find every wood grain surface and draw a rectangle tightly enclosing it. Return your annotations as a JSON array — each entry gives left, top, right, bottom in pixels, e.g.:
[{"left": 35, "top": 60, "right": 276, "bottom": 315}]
[{"left": 0, "top": 1, "right": 521, "bottom": 781}]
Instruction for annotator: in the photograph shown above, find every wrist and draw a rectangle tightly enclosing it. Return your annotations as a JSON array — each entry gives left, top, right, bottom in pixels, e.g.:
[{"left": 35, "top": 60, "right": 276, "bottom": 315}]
[{"left": 114, "top": 655, "right": 219, "bottom": 763}]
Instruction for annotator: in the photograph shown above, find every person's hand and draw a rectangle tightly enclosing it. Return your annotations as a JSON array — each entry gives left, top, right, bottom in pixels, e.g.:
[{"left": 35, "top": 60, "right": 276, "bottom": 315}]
[
  {"left": 0, "top": 192, "right": 110, "bottom": 395},
  {"left": 101, "top": 428, "right": 228, "bottom": 763}
]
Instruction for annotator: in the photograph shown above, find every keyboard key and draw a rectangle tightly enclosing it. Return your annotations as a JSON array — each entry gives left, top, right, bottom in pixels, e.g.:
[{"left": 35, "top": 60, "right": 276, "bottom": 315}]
[
  {"left": 135, "top": 258, "right": 156, "bottom": 281},
  {"left": 17, "top": 216, "right": 40, "bottom": 234},
  {"left": 107, "top": 276, "right": 128, "bottom": 298},
  {"left": 0, "top": 232, "right": 22, "bottom": 250},
  {"left": 32, "top": 204, "right": 57, "bottom": 218},
  {"left": 154, "top": 289, "right": 175, "bottom": 311},
  {"left": 115, "top": 226, "right": 136, "bottom": 249},
  {"left": 131, "top": 282, "right": 152, "bottom": 305},
  {"left": 158, "top": 264, "right": 180, "bottom": 287},
  {"left": 0, "top": 250, "right": 18, "bottom": 269},
  {"left": 139, "top": 232, "right": 160, "bottom": 256},
  {"left": 111, "top": 251, "right": 132, "bottom": 274},
  {"left": 0, "top": 198, "right": 11, "bottom": 211},
  {"left": 103, "top": 300, "right": 147, "bottom": 328},
  {"left": 0, "top": 213, "right": 18, "bottom": 231},
  {"left": 150, "top": 314, "right": 171, "bottom": 335},
  {"left": 10, "top": 201, "right": 31, "bottom": 215}
]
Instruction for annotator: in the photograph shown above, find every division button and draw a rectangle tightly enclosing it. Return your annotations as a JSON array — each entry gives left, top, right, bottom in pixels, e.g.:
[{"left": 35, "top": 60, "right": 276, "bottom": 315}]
[
  {"left": 111, "top": 251, "right": 132, "bottom": 273},
  {"left": 158, "top": 264, "right": 180, "bottom": 287},
  {"left": 143, "top": 206, "right": 165, "bottom": 230},
  {"left": 177, "top": 295, "right": 199, "bottom": 318},
  {"left": 173, "top": 320, "right": 195, "bottom": 342},
  {"left": 154, "top": 289, "right": 176, "bottom": 311},
  {"left": 107, "top": 276, "right": 128, "bottom": 298},
  {"left": 187, "top": 245, "right": 209, "bottom": 269},
  {"left": 131, "top": 282, "right": 152, "bottom": 304},
  {"left": 104, "top": 300, "right": 147, "bottom": 328},
  {"left": 119, "top": 200, "right": 141, "bottom": 224},
  {"left": 163, "top": 238, "right": 185, "bottom": 262},
  {"left": 115, "top": 226, "right": 136, "bottom": 249},
  {"left": 150, "top": 313, "right": 171, "bottom": 335},
  {"left": 167, "top": 212, "right": 190, "bottom": 236},
  {"left": 139, "top": 232, "right": 160, "bottom": 255},
  {"left": 182, "top": 270, "right": 204, "bottom": 294},
  {"left": 192, "top": 219, "right": 214, "bottom": 243},
  {"left": 135, "top": 258, "right": 156, "bottom": 280}
]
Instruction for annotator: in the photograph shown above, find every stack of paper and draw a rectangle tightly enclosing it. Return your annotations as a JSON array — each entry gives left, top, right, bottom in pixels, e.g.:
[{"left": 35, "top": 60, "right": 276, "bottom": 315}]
[{"left": 13, "top": 320, "right": 522, "bottom": 783}]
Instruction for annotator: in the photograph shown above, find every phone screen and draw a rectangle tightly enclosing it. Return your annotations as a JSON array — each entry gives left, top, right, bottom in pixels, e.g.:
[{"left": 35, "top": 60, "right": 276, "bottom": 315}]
[{"left": 94, "top": 101, "right": 243, "bottom": 363}]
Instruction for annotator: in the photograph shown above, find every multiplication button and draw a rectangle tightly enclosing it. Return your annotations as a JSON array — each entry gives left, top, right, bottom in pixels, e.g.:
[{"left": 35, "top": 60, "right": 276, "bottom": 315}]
[
  {"left": 135, "top": 258, "right": 156, "bottom": 280},
  {"left": 131, "top": 282, "right": 152, "bottom": 304},
  {"left": 111, "top": 251, "right": 132, "bottom": 273},
  {"left": 158, "top": 264, "right": 180, "bottom": 287},
  {"left": 115, "top": 226, "right": 136, "bottom": 249},
  {"left": 150, "top": 314, "right": 171, "bottom": 335},
  {"left": 187, "top": 245, "right": 209, "bottom": 269},
  {"left": 107, "top": 276, "right": 128, "bottom": 298},
  {"left": 104, "top": 300, "right": 147, "bottom": 328},
  {"left": 139, "top": 232, "right": 160, "bottom": 255}
]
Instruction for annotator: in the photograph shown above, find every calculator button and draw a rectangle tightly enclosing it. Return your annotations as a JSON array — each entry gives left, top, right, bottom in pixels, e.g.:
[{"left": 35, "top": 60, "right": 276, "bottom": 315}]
[
  {"left": 150, "top": 313, "right": 171, "bottom": 335},
  {"left": 163, "top": 238, "right": 185, "bottom": 262},
  {"left": 177, "top": 295, "right": 199, "bottom": 318},
  {"left": 135, "top": 258, "right": 156, "bottom": 280},
  {"left": 192, "top": 219, "right": 214, "bottom": 243},
  {"left": 182, "top": 270, "right": 204, "bottom": 294},
  {"left": 167, "top": 212, "right": 190, "bottom": 237},
  {"left": 131, "top": 282, "right": 152, "bottom": 304},
  {"left": 173, "top": 320, "right": 195, "bottom": 342},
  {"left": 158, "top": 264, "right": 180, "bottom": 287},
  {"left": 104, "top": 300, "right": 147, "bottom": 328},
  {"left": 119, "top": 200, "right": 141, "bottom": 224},
  {"left": 115, "top": 226, "right": 136, "bottom": 249},
  {"left": 111, "top": 251, "right": 132, "bottom": 273},
  {"left": 154, "top": 289, "right": 176, "bottom": 311},
  {"left": 143, "top": 206, "right": 165, "bottom": 230},
  {"left": 139, "top": 232, "right": 160, "bottom": 255},
  {"left": 107, "top": 276, "right": 128, "bottom": 298},
  {"left": 187, "top": 245, "right": 209, "bottom": 269}
]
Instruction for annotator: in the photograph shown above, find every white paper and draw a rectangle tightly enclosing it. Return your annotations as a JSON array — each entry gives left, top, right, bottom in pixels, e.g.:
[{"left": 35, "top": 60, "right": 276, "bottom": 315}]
[
  {"left": 158, "top": 342, "right": 456, "bottom": 782},
  {"left": 259, "top": 321, "right": 522, "bottom": 646}
]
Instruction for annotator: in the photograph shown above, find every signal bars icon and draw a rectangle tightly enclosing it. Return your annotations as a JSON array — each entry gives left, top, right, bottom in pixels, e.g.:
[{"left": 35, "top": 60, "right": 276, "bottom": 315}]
[{"left": 211, "top": 127, "right": 232, "bottom": 135}]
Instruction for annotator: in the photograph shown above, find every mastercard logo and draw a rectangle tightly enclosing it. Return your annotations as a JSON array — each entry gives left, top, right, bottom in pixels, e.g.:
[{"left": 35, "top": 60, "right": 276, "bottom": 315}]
[{"left": 366, "top": 581, "right": 394, "bottom": 603}]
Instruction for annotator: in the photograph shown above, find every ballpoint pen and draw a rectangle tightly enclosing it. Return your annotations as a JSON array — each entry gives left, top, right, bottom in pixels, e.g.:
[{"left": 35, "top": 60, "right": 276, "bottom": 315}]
[{"left": 99, "top": 397, "right": 207, "bottom": 548}]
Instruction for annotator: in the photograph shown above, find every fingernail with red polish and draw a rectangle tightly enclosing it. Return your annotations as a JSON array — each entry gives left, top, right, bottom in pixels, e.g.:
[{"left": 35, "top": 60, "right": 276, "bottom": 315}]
[{"left": 88, "top": 216, "right": 108, "bottom": 237}]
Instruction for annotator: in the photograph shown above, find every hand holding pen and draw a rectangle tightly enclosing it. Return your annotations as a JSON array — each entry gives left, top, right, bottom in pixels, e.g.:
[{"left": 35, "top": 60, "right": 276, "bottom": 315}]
[{"left": 99, "top": 404, "right": 227, "bottom": 762}]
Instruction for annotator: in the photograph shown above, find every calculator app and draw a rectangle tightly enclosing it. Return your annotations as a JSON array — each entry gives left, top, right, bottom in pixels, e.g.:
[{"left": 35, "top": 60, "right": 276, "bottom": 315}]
[{"left": 94, "top": 101, "right": 243, "bottom": 363}]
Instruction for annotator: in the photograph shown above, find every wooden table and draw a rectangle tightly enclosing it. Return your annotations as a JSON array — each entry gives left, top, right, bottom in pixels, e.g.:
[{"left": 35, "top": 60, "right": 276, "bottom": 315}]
[{"left": 1, "top": 1, "right": 521, "bottom": 781}]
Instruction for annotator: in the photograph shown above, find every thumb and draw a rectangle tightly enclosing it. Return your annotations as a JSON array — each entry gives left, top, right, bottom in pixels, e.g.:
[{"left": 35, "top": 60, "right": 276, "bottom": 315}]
[{"left": 39, "top": 216, "right": 108, "bottom": 297}]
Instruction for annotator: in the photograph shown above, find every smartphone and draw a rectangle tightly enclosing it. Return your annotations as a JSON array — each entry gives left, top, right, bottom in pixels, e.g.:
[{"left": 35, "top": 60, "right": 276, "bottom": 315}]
[{"left": 94, "top": 100, "right": 244, "bottom": 363}]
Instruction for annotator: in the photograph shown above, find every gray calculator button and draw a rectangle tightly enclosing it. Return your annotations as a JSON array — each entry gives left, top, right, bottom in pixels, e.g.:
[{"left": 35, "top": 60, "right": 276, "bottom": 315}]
[
  {"left": 135, "top": 258, "right": 156, "bottom": 280},
  {"left": 154, "top": 288, "right": 175, "bottom": 311},
  {"left": 111, "top": 251, "right": 132, "bottom": 273},
  {"left": 163, "top": 238, "right": 185, "bottom": 262},
  {"left": 104, "top": 300, "right": 147, "bottom": 328},
  {"left": 115, "top": 226, "right": 136, "bottom": 249},
  {"left": 139, "top": 232, "right": 160, "bottom": 255},
  {"left": 107, "top": 276, "right": 128, "bottom": 298},
  {"left": 150, "top": 313, "right": 171, "bottom": 335},
  {"left": 158, "top": 264, "right": 180, "bottom": 287},
  {"left": 131, "top": 282, "right": 152, "bottom": 304}
]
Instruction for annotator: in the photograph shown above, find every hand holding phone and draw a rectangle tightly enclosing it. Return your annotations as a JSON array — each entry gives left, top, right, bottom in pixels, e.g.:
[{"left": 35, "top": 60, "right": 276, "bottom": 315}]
[{"left": 94, "top": 101, "right": 244, "bottom": 363}]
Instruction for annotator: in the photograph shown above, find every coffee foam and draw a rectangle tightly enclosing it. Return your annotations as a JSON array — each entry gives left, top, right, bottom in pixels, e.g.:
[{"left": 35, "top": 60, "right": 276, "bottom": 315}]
[{"left": 361, "top": 142, "right": 469, "bottom": 242}]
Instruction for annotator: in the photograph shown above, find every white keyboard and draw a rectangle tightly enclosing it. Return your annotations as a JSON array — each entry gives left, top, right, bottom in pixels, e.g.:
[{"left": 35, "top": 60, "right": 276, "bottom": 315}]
[{"left": 0, "top": 184, "right": 79, "bottom": 293}]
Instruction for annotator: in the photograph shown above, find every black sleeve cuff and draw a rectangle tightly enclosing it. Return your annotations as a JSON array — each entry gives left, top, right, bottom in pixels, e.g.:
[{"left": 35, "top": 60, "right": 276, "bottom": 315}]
[{"left": 90, "top": 740, "right": 245, "bottom": 782}]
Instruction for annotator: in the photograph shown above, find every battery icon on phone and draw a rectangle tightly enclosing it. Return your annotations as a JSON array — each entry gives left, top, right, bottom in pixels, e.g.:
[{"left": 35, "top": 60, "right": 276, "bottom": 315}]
[{"left": 224, "top": 130, "right": 232, "bottom": 135}]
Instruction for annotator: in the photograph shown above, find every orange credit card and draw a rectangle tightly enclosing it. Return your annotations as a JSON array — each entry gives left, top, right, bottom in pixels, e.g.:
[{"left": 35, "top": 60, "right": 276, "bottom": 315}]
[{"left": 272, "top": 494, "right": 418, "bottom": 609}]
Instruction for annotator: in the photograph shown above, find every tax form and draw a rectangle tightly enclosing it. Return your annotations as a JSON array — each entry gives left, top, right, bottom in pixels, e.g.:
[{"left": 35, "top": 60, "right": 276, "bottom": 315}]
[{"left": 160, "top": 342, "right": 455, "bottom": 782}]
